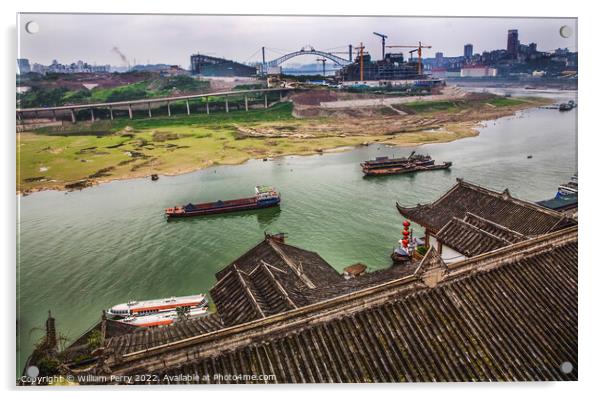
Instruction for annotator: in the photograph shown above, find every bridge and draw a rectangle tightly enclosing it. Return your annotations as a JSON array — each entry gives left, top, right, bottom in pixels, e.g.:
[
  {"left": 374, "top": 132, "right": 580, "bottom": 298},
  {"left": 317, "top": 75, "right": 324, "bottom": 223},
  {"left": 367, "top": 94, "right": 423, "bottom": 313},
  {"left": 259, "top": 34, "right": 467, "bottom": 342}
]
[
  {"left": 266, "top": 45, "right": 352, "bottom": 68},
  {"left": 16, "top": 87, "right": 294, "bottom": 124}
]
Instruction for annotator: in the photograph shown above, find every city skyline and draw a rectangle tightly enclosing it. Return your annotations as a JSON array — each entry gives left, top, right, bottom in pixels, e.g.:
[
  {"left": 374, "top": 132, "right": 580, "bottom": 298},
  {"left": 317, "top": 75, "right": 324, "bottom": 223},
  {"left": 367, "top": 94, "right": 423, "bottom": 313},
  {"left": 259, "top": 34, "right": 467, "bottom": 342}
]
[{"left": 18, "top": 14, "right": 577, "bottom": 68}]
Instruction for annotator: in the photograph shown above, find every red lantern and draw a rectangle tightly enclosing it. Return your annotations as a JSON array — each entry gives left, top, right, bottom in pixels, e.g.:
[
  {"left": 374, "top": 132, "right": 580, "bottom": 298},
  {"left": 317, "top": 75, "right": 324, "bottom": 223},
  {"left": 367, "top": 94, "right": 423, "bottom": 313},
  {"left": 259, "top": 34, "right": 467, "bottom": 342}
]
[
  {"left": 403, "top": 220, "right": 410, "bottom": 227},
  {"left": 402, "top": 239, "right": 409, "bottom": 247},
  {"left": 402, "top": 230, "right": 410, "bottom": 237}
]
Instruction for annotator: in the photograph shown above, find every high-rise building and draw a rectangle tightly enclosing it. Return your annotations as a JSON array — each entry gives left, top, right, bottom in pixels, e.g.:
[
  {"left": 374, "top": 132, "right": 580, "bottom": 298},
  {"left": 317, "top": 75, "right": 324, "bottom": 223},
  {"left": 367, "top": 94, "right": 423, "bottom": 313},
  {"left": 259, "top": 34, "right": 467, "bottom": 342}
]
[
  {"left": 507, "top": 29, "right": 519, "bottom": 58},
  {"left": 463, "top": 44, "right": 473, "bottom": 60},
  {"left": 17, "top": 58, "right": 31, "bottom": 74}
]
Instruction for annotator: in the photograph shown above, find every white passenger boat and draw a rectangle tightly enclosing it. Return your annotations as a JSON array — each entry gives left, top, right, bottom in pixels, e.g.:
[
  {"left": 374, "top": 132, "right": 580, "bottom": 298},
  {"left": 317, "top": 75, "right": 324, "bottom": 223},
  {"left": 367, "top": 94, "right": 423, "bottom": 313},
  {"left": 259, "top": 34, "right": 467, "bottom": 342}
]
[
  {"left": 118, "top": 306, "right": 209, "bottom": 327},
  {"left": 106, "top": 294, "right": 207, "bottom": 318}
]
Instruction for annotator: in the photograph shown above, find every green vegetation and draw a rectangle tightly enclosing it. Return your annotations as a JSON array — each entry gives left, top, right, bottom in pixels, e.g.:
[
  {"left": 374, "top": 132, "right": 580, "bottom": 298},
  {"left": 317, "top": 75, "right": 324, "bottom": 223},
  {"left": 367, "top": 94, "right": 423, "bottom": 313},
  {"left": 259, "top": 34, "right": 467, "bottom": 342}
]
[
  {"left": 402, "top": 97, "right": 528, "bottom": 114},
  {"left": 18, "top": 75, "right": 210, "bottom": 108},
  {"left": 86, "top": 329, "right": 102, "bottom": 350},
  {"left": 416, "top": 246, "right": 427, "bottom": 256}
]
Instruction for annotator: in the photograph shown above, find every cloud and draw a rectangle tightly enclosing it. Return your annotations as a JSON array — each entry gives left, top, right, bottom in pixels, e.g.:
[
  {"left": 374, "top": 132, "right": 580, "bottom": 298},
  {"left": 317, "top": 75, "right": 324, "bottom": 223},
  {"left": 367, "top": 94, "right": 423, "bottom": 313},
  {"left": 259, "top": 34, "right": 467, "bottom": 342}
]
[{"left": 18, "top": 14, "right": 577, "bottom": 67}]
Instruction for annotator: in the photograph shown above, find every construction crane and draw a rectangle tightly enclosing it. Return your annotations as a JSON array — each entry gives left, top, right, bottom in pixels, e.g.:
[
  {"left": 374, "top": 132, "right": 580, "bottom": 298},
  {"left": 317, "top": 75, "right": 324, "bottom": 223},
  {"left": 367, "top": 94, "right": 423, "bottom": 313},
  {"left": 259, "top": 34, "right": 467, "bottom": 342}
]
[
  {"left": 386, "top": 41, "right": 432, "bottom": 75},
  {"left": 316, "top": 57, "right": 327, "bottom": 78},
  {"left": 354, "top": 42, "right": 367, "bottom": 81},
  {"left": 373, "top": 32, "right": 388, "bottom": 60}
]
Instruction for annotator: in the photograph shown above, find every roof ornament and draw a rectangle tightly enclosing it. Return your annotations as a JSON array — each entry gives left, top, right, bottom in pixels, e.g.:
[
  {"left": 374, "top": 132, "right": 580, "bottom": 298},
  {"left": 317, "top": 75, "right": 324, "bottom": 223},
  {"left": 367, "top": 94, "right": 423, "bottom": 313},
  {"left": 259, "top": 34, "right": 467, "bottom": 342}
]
[
  {"left": 414, "top": 246, "right": 448, "bottom": 288},
  {"left": 502, "top": 188, "right": 511, "bottom": 200}
]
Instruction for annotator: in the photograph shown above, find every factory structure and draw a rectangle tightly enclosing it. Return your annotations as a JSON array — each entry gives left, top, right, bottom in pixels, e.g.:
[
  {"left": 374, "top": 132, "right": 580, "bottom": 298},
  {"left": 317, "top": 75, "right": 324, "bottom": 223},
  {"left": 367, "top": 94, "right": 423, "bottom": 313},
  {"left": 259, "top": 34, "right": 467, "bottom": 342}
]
[{"left": 190, "top": 53, "right": 258, "bottom": 77}]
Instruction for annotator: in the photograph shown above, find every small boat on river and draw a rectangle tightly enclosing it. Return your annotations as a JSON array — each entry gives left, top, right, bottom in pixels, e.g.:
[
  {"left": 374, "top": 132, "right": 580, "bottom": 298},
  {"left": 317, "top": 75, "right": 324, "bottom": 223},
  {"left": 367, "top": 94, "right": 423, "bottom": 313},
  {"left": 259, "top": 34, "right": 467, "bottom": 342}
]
[
  {"left": 107, "top": 293, "right": 208, "bottom": 318},
  {"left": 117, "top": 306, "right": 209, "bottom": 327},
  {"left": 165, "top": 186, "right": 281, "bottom": 219}
]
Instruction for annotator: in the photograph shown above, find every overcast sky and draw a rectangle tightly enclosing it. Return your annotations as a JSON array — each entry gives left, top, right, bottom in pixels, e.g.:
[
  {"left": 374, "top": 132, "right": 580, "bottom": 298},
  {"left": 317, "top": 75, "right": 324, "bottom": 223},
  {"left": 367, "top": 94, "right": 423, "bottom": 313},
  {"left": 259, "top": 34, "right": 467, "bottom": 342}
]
[{"left": 18, "top": 14, "right": 577, "bottom": 67}]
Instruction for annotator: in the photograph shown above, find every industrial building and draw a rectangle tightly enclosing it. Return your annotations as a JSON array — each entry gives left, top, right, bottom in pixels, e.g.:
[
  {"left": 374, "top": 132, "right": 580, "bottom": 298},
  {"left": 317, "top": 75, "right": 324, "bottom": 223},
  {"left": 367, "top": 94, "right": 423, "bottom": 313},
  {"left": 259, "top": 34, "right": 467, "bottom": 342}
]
[
  {"left": 190, "top": 54, "right": 257, "bottom": 77},
  {"left": 336, "top": 52, "right": 423, "bottom": 82},
  {"left": 460, "top": 64, "right": 498, "bottom": 77}
]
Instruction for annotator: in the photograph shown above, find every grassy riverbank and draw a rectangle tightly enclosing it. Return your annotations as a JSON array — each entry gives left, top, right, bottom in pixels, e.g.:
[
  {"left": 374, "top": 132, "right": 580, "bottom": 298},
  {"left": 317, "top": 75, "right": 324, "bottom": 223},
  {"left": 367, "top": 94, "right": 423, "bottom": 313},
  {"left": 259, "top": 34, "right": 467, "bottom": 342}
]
[{"left": 17, "top": 96, "right": 552, "bottom": 193}]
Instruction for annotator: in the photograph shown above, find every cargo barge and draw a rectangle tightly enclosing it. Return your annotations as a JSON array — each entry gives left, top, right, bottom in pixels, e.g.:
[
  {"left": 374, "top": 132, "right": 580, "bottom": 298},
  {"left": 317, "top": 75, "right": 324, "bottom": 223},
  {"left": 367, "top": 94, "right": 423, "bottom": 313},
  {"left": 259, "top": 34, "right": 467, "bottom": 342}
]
[
  {"left": 360, "top": 151, "right": 434, "bottom": 173},
  {"left": 364, "top": 161, "right": 452, "bottom": 176},
  {"left": 165, "top": 186, "right": 280, "bottom": 219}
]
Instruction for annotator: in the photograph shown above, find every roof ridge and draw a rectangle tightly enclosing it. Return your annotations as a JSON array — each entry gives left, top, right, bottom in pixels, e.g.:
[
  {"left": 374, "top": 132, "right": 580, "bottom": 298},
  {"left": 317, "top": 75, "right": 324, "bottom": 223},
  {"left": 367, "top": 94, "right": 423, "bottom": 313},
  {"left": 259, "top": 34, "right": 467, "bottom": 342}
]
[
  {"left": 457, "top": 179, "right": 566, "bottom": 219},
  {"left": 232, "top": 264, "right": 266, "bottom": 319},
  {"left": 267, "top": 239, "right": 316, "bottom": 289},
  {"left": 446, "top": 225, "right": 577, "bottom": 277},
  {"left": 454, "top": 217, "right": 512, "bottom": 245},
  {"left": 463, "top": 212, "right": 527, "bottom": 239},
  {"left": 258, "top": 261, "right": 298, "bottom": 309}
]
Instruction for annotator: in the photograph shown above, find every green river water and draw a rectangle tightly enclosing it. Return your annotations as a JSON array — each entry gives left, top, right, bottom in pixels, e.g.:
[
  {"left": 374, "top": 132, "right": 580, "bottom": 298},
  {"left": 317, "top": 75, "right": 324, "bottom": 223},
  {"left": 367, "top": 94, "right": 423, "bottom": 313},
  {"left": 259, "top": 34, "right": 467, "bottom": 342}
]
[{"left": 16, "top": 88, "right": 577, "bottom": 373}]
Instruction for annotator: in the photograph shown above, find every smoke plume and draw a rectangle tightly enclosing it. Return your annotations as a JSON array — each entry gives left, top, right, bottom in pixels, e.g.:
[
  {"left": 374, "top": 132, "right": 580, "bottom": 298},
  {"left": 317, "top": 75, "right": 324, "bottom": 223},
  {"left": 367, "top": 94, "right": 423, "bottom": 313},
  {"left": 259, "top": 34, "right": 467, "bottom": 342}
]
[{"left": 111, "top": 46, "right": 129, "bottom": 65}]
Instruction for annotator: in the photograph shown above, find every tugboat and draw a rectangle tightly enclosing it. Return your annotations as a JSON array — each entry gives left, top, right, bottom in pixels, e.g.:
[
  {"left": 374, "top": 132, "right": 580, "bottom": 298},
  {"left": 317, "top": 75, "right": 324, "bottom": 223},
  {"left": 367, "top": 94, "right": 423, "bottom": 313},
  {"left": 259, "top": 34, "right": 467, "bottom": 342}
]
[
  {"left": 107, "top": 293, "right": 208, "bottom": 318},
  {"left": 118, "top": 306, "right": 209, "bottom": 327},
  {"left": 165, "top": 186, "right": 281, "bottom": 219}
]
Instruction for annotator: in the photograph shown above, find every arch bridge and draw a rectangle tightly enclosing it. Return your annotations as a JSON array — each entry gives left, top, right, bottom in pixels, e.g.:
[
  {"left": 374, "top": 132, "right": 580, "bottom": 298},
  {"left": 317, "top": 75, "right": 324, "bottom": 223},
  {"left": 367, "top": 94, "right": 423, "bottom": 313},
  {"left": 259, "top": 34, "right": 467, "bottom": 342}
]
[{"left": 267, "top": 45, "right": 352, "bottom": 67}]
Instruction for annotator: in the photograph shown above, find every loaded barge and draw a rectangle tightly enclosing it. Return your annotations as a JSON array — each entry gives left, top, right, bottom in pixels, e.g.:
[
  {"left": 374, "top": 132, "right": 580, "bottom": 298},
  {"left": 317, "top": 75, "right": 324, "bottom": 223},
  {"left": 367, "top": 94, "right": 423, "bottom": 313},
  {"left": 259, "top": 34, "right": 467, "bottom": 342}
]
[
  {"left": 165, "top": 186, "right": 280, "bottom": 219},
  {"left": 361, "top": 151, "right": 452, "bottom": 176}
]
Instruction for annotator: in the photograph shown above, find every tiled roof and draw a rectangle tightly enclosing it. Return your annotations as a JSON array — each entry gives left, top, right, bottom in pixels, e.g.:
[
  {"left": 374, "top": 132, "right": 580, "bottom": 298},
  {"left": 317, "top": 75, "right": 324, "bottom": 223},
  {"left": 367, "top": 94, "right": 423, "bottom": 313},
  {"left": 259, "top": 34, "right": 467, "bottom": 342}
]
[
  {"left": 96, "top": 226, "right": 577, "bottom": 383},
  {"left": 210, "top": 237, "right": 343, "bottom": 326},
  {"left": 434, "top": 217, "right": 512, "bottom": 257},
  {"left": 105, "top": 314, "right": 224, "bottom": 356},
  {"left": 396, "top": 179, "right": 575, "bottom": 236}
]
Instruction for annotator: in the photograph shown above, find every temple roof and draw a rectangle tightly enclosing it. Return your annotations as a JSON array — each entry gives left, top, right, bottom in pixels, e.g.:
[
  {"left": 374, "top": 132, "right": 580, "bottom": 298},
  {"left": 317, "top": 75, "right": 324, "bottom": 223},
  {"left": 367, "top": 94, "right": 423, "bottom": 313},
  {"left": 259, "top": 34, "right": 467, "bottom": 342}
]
[
  {"left": 93, "top": 226, "right": 577, "bottom": 382},
  {"left": 434, "top": 216, "right": 515, "bottom": 258},
  {"left": 396, "top": 179, "right": 576, "bottom": 236},
  {"left": 210, "top": 235, "right": 343, "bottom": 326}
]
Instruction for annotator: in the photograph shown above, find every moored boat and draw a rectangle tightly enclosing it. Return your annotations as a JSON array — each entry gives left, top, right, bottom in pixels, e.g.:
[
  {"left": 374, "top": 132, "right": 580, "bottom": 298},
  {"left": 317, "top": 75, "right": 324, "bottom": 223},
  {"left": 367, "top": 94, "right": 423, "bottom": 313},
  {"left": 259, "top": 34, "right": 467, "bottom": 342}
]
[
  {"left": 360, "top": 151, "right": 434, "bottom": 173},
  {"left": 364, "top": 161, "right": 452, "bottom": 176},
  {"left": 557, "top": 173, "right": 578, "bottom": 196},
  {"left": 165, "top": 186, "right": 281, "bottom": 219},
  {"left": 118, "top": 306, "right": 209, "bottom": 327},
  {"left": 107, "top": 293, "right": 208, "bottom": 318}
]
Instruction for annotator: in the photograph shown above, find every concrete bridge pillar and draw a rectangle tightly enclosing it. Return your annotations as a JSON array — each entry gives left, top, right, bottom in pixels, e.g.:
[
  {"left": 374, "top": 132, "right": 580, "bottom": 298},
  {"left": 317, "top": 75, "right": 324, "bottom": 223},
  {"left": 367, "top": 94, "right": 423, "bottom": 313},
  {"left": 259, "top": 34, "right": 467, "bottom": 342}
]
[
  {"left": 90, "top": 108, "right": 95, "bottom": 122},
  {"left": 245, "top": 96, "right": 248, "bottom": 111},
  {"left": 109, "top": 106, "right": 114, "bottom": 120},
  {"left": 148, "top": 103, "right": 152, "bottom": 118},
  {"left": 186, "top": 100, "right": 190, "bottom": 115},
  {"left": 167, "top": 101, "right": 171, "bottom": 117},
  {"left": 17, "top": 112, "right": 22, "bottom": 122},
  {"left": 206, "top": 98, "right": 210, "bottom": 114},
  {"left": 70, "top": 109, "right": 76, "bottom": 124},
  {"left": 225, "top": 96, "right": 229, "bottom": 113},
  {"left": 52, "top": 110, "right": 57, "bottom": 122},
  {"left": 279, "top": 90, "right": 283, "bottom": 101},
  {"left": 128, "top": 104, "right": 133, "bottom": 119},
  {"left": 264, "top": 94, "right": 268, "bottom": 108}
]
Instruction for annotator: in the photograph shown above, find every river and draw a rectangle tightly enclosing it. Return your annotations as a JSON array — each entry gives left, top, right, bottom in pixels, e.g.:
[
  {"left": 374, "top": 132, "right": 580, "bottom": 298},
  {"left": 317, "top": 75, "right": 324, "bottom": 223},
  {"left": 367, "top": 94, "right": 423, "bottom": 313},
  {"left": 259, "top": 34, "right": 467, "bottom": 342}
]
[{"left": 16, "top": 88, "right": 577, "bottom": 373}]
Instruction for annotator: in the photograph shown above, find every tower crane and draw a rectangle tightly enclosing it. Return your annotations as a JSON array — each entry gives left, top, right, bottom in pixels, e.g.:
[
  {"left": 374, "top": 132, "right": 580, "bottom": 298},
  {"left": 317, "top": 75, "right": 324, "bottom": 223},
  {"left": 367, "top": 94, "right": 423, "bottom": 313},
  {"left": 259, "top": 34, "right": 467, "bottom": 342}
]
[
  {"left": 354, "top": 42, "right": 367, "bottom": 81},
  {"left": 386, "top": 41, "right": 432, "bottom": 75},
  {"left": 316, "top": 57, "right": 327, "bottom": 78},
  {"left": 373, "top": 32, "right": 388, "bottom": 60}
]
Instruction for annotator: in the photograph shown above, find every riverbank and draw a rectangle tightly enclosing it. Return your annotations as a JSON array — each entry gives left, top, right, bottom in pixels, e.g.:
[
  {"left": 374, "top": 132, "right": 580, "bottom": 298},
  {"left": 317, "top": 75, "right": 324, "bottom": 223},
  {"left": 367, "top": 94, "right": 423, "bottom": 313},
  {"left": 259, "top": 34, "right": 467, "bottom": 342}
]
[{"left": 16, "top": 95, "right": 553, "bottom": 194}]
